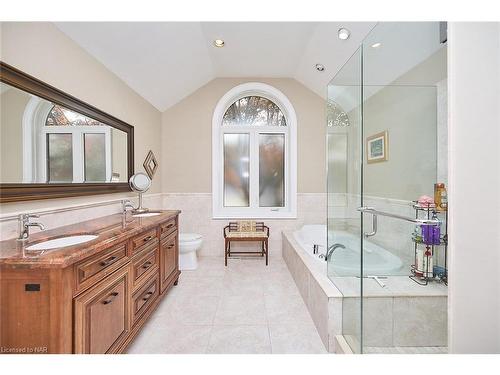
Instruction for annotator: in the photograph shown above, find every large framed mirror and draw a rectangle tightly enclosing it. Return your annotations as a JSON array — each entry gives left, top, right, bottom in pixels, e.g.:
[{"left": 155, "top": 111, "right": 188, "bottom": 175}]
[{"left": 0, "top": 62, "right": 134, "bottom": 203}]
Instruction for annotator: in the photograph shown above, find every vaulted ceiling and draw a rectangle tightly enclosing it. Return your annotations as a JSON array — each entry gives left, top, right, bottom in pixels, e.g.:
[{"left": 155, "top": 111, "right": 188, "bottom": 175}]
[{"left": 55, "top": 22, "right": 376, "bottom": 112}]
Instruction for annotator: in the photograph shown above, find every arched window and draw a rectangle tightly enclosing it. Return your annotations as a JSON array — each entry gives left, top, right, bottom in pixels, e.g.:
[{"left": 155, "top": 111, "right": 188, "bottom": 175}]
[{"left": 212, "top": 83, "right": 297, "bottom": 218}]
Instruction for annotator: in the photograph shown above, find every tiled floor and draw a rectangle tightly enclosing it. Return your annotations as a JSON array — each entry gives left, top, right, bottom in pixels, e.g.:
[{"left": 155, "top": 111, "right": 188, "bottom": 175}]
[
  {"left": 127, "top": 256, "right": 327, "bottom": 354},
  {"left": 364, "top": 346, "right": 448, "bottom": 354}
]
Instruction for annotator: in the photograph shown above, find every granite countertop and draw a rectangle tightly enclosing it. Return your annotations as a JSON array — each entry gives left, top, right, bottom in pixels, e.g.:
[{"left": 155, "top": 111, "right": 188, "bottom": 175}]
[{"left": 0, "top": 210, "right": 180, "bottom": 269}]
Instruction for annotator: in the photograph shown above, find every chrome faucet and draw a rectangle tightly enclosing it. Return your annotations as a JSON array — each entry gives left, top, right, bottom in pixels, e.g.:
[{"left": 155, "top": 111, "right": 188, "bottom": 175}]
[
  {"left": 17, "top": 214, "right": 45, "bottom": 241},
  {"left": 313, "top": 244, "right": 321, "bottom": 255},
  {"left": 325, "top": 243, "right": 345, "bottom": 261},
  {"left": 121, "top": 199, "right": 135, "bottom": 214}
]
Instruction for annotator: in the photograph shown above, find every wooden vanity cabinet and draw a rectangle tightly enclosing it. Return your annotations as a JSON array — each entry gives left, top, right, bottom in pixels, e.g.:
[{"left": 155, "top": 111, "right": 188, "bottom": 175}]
[
  {"left": 0, "top": 212, "right": 180, "bottom": 354},
  {"left": 74, "top": 266, "right": 130, "bottom": 354},
  {"left": 160, "top": 231, "right": 178, "bottom": 293}
]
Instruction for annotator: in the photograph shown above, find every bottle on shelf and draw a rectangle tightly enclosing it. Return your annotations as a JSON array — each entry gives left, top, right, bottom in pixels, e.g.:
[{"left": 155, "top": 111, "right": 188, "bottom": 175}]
[
  {"left": 416, "top": 245, "right": 433, "bottom": 278},
  {"left": 434, "top": 183, "right": 448, "bottom": 211}
]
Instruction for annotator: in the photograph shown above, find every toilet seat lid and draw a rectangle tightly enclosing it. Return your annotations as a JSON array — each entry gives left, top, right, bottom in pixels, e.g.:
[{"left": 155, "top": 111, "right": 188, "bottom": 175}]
[{"left": 179, "top": 233, "right": 202, "bottom": 242}]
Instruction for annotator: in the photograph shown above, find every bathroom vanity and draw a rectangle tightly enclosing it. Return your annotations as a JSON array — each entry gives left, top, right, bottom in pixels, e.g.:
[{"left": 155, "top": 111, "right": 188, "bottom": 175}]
[{"left": 0, "top": 211, "right": 180, "bottom": 354}]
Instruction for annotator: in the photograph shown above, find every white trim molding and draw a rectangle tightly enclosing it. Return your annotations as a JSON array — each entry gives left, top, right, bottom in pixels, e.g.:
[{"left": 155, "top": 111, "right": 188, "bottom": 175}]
[{"left": 212, "top": 82, "right": 297, "bottom": 219}]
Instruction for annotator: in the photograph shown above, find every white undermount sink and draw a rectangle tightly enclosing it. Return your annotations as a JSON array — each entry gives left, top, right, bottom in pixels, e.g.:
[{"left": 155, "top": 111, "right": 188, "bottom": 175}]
[
  {"left": 25, "top": 235, "right": 98, "bottom": 251},
  {"left": 132, "top": 212, "right": 161, "bottom": 218}
]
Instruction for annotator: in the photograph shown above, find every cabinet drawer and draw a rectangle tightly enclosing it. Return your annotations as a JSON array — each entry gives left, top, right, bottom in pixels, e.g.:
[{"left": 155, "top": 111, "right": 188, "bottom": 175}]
[
  {"left": 131, "top": 246, "right": 158, "bottom": 289},
  {"left": 160, "top": 218, "right": 177, "bottom": 239},
  {"left": 131, "top": 274, "right": 159, "bottom": 325},
  {"left": 74, "top": 266, "right": 130, "bottom": 354},
  {"left": 131, "top": 228, "right": 158, "bottom": 256},
  {"left": 74, "top": 242, "right": 128, "bottom": 294}
]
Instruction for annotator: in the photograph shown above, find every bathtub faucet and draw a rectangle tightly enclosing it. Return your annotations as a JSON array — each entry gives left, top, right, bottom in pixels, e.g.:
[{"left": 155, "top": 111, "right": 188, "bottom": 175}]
[
  {"left": 325, "top": 243, "right": 345, "bottom": 261},
  {"left": 313, "top": 244, "right": 321, "bottom": 255}
]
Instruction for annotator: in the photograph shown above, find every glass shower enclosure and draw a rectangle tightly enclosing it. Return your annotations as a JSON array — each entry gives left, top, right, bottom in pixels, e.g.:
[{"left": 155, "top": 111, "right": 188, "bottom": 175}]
[{"left": 327, "top": 22, "right": 448, "bottom": 354}]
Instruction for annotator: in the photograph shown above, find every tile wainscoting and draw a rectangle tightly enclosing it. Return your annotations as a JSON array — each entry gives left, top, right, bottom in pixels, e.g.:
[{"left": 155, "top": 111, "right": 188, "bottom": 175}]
[
  {"left": 162, "top": 193, "right": 326, "bottom": 258},
  {"left": 0, "top": 194, "right": 164, "bottom": 240},
  {"left": 0, "top": 193, "right": 326, "bottom": 258}
]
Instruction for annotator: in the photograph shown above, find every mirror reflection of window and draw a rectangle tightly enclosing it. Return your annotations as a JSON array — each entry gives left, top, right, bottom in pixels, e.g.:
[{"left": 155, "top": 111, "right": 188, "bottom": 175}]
[
  {"left": 43, "top": 105, "right": 111, "bottom": 183},
  {"left": 0, "top": 81, "right": 129, "bottom": 185}
]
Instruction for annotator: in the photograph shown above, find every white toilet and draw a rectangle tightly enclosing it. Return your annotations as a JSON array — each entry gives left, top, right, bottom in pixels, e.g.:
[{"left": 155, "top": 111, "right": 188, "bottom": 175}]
[{"left": 178, "top": 233, "right": 203, "bottom": 270}]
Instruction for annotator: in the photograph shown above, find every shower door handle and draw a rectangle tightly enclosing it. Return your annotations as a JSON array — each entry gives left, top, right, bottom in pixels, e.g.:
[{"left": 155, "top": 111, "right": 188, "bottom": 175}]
[
  {"left": 358, "top": 207, "right": 377, "bottom": 238},
  {"left": 358, "top": 206, "right": 440, "bottom": 238}
]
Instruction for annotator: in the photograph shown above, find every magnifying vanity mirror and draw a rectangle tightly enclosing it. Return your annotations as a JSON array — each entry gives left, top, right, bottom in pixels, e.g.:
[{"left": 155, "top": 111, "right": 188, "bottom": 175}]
[
  {"left": 0, "top": 62, "right": 134, "bottom": 202},
  {"left": 129, "top": 172, "right": 152, "bottom": 214}
]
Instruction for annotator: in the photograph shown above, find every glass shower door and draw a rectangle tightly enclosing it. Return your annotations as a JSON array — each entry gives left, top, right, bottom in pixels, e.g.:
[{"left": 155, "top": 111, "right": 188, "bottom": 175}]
[
  {"left": 326, "top": 46, "right": 363, "bottom": 353},
  {"left": 360, "top": 22, "right": 448, "bottom": 353}
]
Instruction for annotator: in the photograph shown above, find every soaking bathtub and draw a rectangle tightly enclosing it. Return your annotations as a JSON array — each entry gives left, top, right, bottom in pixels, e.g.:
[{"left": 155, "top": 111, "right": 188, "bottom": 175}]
[
  {"left": 283, "top": 226, "right": 447, "bottom": 353},
  {"left": 293, "top": 224, "right": 403, "bottom": 275}
]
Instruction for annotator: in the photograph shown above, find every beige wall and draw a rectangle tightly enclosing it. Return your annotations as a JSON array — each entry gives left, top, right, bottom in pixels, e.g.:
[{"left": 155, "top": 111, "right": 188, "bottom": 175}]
[
  {"left": 161, "top": 77, "right": 326, "bottom": 194},
  {"left": 0, "top": 22, "right": 162, "bottom": 215}
]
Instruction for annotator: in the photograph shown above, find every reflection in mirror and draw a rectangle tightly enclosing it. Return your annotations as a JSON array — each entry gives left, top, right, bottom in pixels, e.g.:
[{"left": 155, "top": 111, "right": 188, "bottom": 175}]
[{"left": 0, "top": 82, "right": 128, "bottom": 184}]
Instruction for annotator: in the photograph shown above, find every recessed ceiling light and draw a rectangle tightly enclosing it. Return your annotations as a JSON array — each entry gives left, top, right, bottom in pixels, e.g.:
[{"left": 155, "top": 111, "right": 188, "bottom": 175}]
[
  {"left": 213, "top": 39, "right": 225, "bottom": 48},
  {"left": 371, "top": 42, "right": 382, "bottom": 48},
  {"left": 338, "top": 28, "right": 350, "bottom": 40},
  {"left": 315, "top": 64, "right": 325, "bottom": 72}
]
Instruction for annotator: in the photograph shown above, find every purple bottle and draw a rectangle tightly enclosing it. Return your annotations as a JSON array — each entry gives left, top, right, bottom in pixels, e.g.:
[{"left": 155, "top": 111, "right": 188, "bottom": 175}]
[
  {"left": 422, "top": 214, "right": 441, "bottom": 245},
  {"left": 422, "top": 225, "right": 433, "bottom": 245}
]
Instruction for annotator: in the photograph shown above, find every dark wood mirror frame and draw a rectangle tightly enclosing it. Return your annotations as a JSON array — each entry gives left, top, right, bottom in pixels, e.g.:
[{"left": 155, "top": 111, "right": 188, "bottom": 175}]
[{"left": 0, "top": 61, "right": 134, "bottom": 203}]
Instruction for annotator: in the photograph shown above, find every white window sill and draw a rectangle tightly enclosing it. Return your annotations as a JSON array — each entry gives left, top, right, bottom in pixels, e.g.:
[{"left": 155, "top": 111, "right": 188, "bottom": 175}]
[{"left": 212, "top": 209, "right": 297, "bottom": 220}]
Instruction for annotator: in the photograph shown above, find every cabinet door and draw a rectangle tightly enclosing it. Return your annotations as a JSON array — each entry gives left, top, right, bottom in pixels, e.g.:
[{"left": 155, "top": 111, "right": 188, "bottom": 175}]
[
  {"left": 74, "top": 266, "right": 130, "bottom": 354},
  {"left": 160, "top": 231, "right": 178, "bottom": 292}
]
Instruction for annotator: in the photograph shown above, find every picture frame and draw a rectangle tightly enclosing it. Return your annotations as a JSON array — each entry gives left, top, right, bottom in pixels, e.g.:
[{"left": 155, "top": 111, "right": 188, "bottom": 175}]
[{"left": 366, "top": 131, "right": 388, "bottom": 164}]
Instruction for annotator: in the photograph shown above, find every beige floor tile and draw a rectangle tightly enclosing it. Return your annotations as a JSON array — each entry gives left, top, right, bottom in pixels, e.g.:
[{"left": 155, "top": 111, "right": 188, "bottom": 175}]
[
  {"left": 264, "top": 294, "right": 314, "bottom": 325},
  {"left": 128, "top": 324, "right": 212, "bottom": 354},
  {"left": 207, "top": 325, "right": 271, "bottom": 354},
  {"left": 269, "top": 324, "right": 327, "bottom": 354},
  {"left": 214, "top": 294, "right": 267, "bottom": 325},
  {"left": 126, "top": 256, "right": 327, "bottom": 354},
  {"left": 262, "top": 272, "right": 301, "bottom": 296},
  {"left": 152, "top": 294, "right": 220, "bottom": 325},
  {"left": 222, "top": 271, "right": 265, "bottom": 295},
  {"left": 176, "top": 276, "right": 225, "bottom": 297},
  {"left": 181, "top": 257, "right": 227, "bottom": 278}
]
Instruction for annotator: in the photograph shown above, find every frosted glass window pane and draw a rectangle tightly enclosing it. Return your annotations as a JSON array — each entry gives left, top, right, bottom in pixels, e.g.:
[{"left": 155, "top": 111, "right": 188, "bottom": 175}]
[
  {"left": 47, "top": 133, "right": 73, "bottom": 182},
  {"left": 259, "top": 134, "right": 285, "bottom": 207},
  {"left": 84, "top": 133, "right": 106, "bottom": 182},
  {"left": 223, "top": 96, "right": 286, "bottom": 126},
  {"left": 223, "top": 133, "right": 250, "bottom": 207}
]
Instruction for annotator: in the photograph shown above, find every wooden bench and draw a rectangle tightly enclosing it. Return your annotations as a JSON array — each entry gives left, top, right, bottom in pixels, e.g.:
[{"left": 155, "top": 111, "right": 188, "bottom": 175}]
[{"left": 223, "top": 221, "right": 269, "bottom": 266}]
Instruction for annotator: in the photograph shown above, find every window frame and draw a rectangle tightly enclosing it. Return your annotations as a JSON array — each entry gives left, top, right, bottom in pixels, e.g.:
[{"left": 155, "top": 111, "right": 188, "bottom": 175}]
[{"left": 212, "top": 82, "right": 297, "bottom": 219}]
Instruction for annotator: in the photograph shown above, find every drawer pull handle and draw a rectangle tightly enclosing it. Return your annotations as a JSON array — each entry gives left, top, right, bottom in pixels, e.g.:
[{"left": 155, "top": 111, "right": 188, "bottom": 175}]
[
  {"left": 167, "top": 244, "right": 175, "bottom": 249},
  {"left": 100, "top": 256, "right": 117, "bottom": 267},
  {"left": 143, "top": 235, "right": 153, "bottom": 242},
  {"left": 166, "top": 223, "right": 174, "bottom": 229},
  {"left": 142, "top": 290, "right": 154, "bottom": 301},
  {"left": 102, "top": 292, "right": 119, "bottom": 305},
  {"left": 142, "top": 261, "right": 153, "bottom": 269}
]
